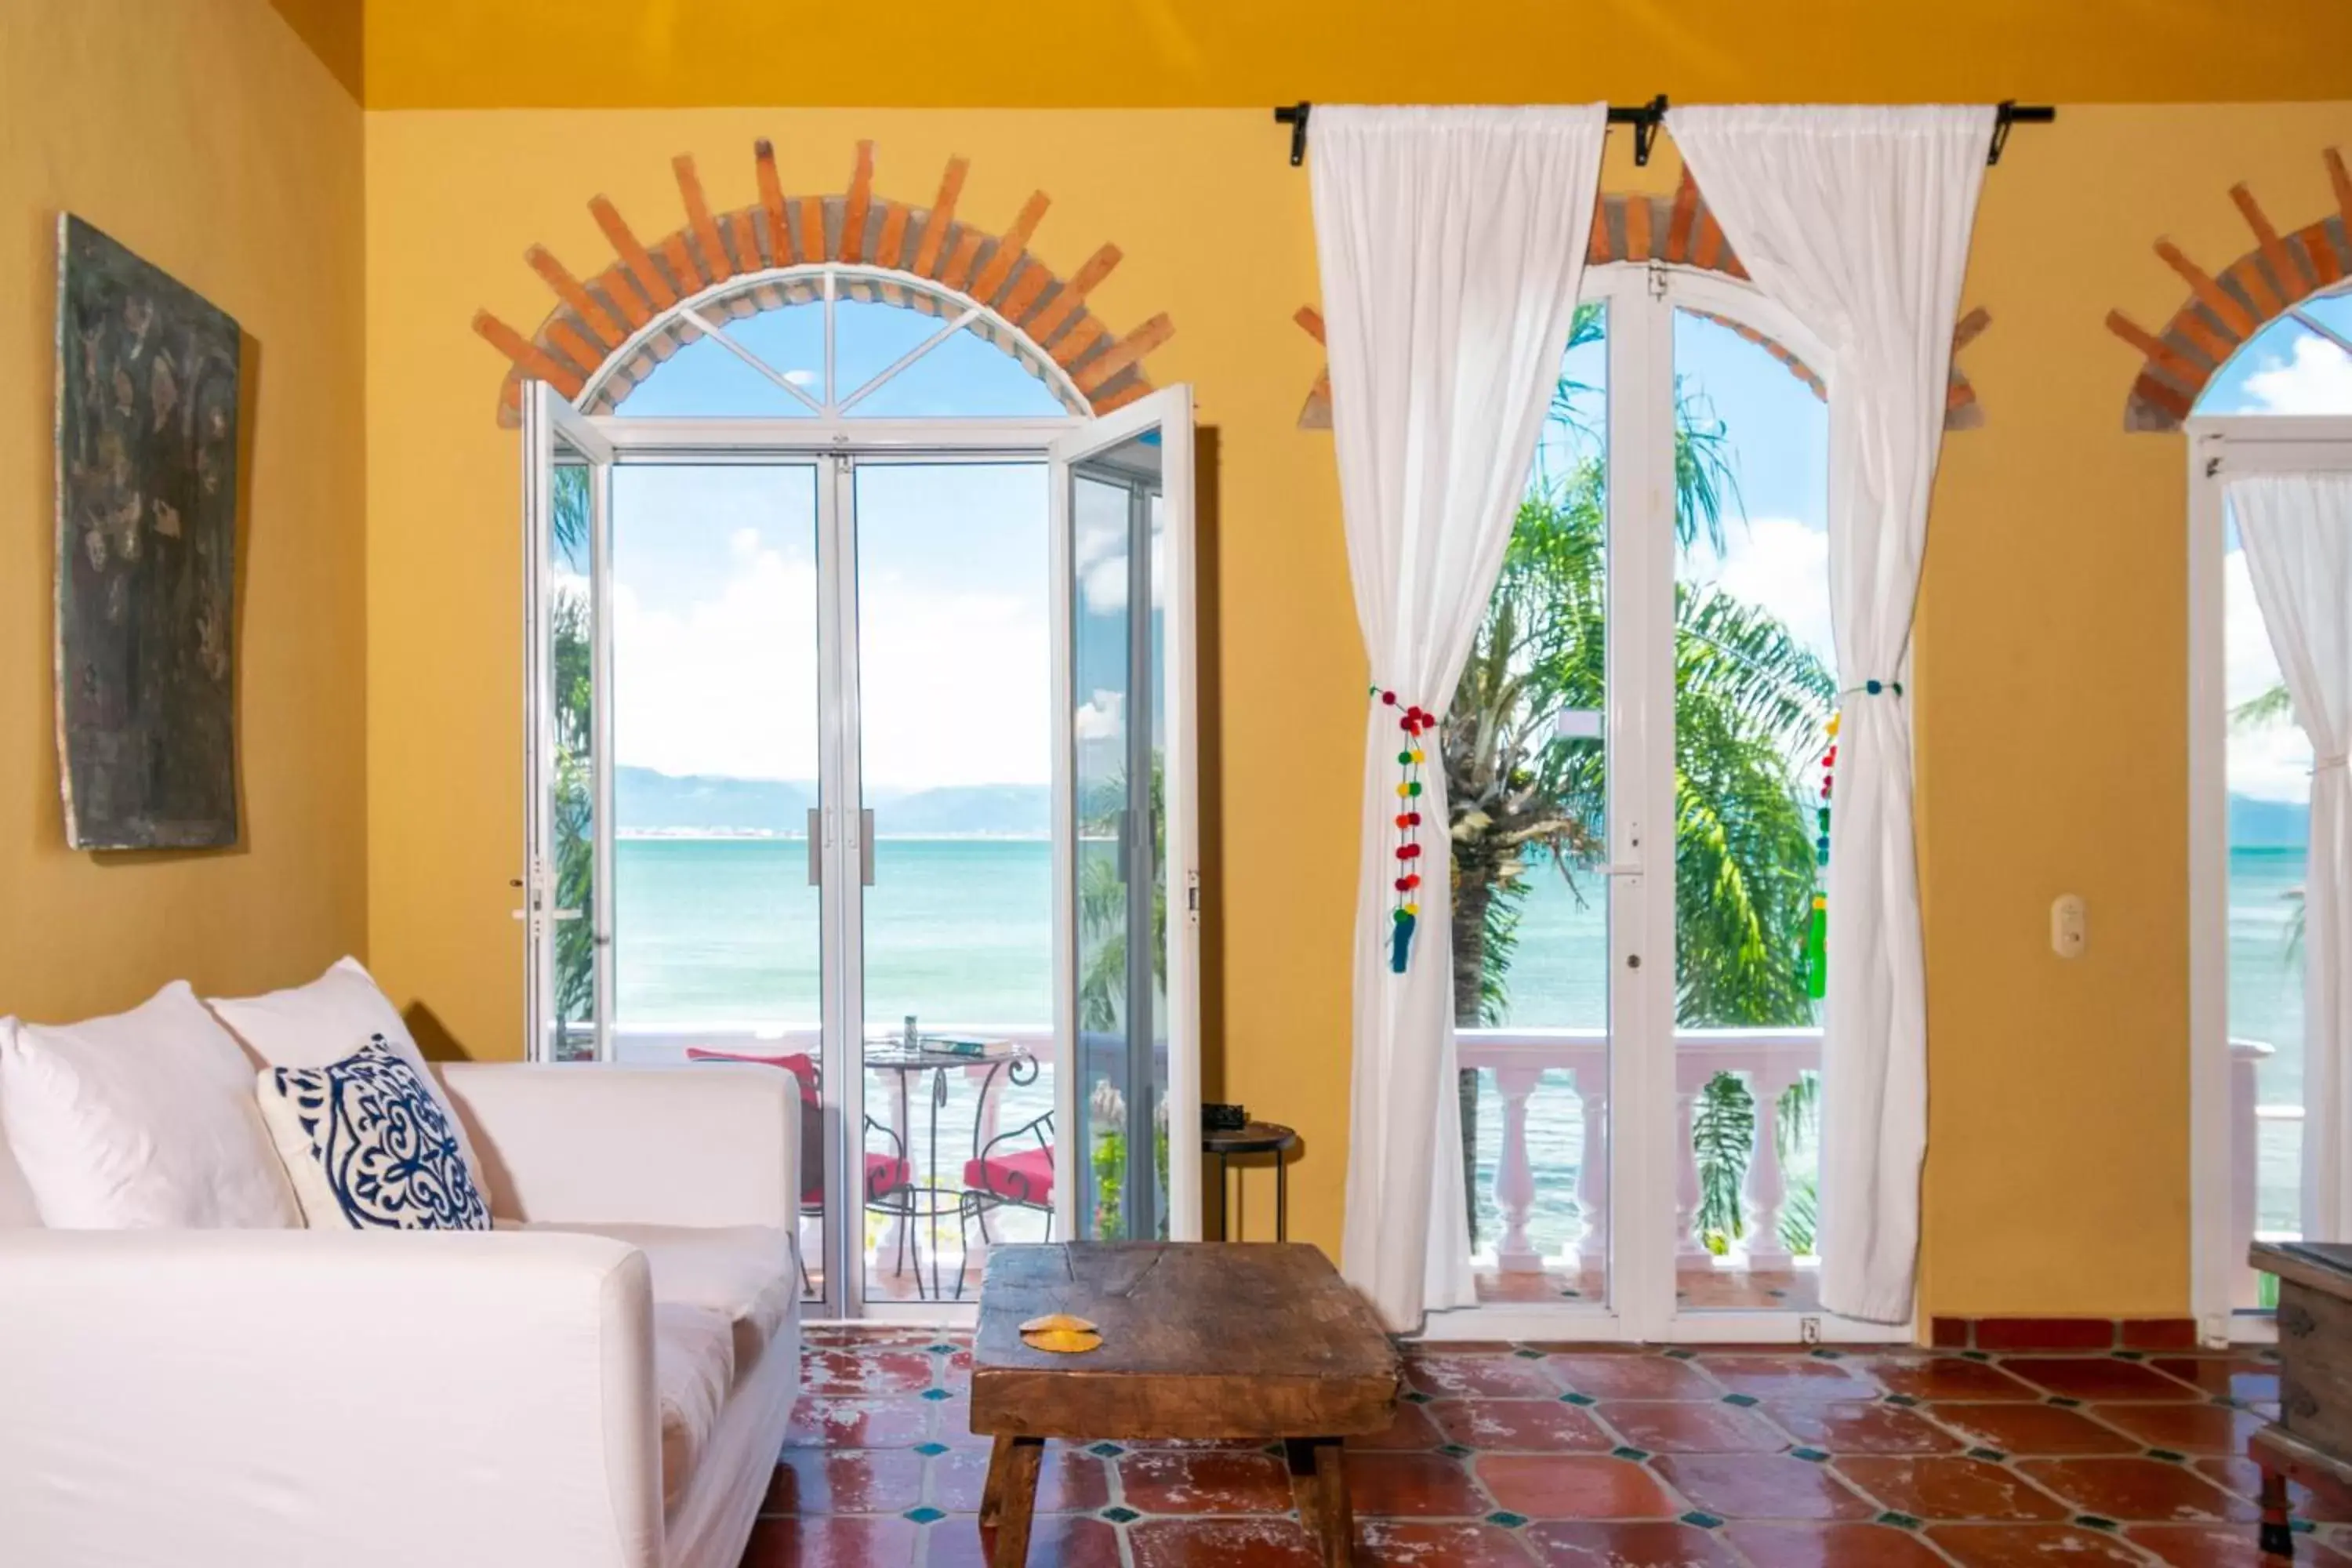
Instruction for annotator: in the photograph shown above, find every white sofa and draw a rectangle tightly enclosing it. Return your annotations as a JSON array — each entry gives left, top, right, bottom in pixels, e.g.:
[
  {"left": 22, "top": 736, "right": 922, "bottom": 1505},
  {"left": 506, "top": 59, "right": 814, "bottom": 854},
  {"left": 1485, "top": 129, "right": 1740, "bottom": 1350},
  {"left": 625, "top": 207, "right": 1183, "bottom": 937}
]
[{"left": 0, "top": 1061, "right": 800, "bottom": 1568}]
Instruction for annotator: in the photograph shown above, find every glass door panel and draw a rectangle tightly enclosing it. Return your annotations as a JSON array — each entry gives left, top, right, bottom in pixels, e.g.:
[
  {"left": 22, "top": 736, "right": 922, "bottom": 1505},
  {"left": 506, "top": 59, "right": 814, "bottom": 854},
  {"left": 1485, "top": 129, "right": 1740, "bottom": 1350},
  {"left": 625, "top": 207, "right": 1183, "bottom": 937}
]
[
  {"left": 524, "top": 384, "right": 612, "bottom": 1065},
  {"left": 2223, "top": 496, "right": 2311, "bottom": 1304},
  {"left": 1448, "top": 299, "right": 1615, "bottom": 1310},
  {"left": 1053, "top": 390, "right": 1200, "bottom": 1246},
  {"left": 1668, "top": 303, "right": 1835, "bottom": 1316},
  {"left": 607, "top": 463, "right": 829, "bottom": 1301},
  {"left": 850, "top": 461, "right": 1055, "bottom": 1303}
]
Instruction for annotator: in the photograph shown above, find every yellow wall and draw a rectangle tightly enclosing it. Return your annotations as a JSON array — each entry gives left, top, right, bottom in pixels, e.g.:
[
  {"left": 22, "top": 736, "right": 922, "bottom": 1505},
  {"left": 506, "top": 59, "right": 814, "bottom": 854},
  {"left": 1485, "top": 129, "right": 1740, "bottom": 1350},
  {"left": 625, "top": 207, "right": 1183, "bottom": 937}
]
[
  {"left": 367, "top": 100, "right": 2352, "bottom": 1320},
  {"left": 361, "top": 1, "right": 2352, "bottom": 109},
  {"left": 0, "top": 0, "right": 368, "bottom": 1023}
]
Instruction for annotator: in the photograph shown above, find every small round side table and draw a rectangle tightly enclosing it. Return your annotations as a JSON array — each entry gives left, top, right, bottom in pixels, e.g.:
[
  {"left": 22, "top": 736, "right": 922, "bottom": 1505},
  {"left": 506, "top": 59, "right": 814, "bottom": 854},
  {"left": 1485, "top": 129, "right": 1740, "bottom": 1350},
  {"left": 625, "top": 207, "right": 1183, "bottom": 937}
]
[{"left": 1203, "top": 1121, "right": 1299, "bottom": 1241}]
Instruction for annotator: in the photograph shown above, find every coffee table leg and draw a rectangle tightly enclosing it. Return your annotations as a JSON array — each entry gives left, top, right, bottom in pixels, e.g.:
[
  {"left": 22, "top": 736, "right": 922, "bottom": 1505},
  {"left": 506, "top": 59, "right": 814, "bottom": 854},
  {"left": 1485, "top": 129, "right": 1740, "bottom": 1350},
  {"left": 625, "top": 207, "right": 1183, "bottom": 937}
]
[
  {"left": 1284, "top": 1436, "right": 1352, "bottom": 1564},
  {"left": 2259, "top": 1464, "right": 2296, "bottom": 1559},
  {"left": 988, "top": 1434, "right": 1044, "bottom": 1567}
]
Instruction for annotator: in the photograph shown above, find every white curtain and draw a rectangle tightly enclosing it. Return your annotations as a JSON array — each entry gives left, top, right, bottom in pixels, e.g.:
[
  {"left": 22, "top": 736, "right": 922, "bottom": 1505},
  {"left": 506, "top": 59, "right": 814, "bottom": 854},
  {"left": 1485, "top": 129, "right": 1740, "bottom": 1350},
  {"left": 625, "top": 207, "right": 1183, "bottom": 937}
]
[
  {"left": 1311, "top": 105, "right": 1607, "bottom": 1332},
  {"left": 1669, "top": 105, "right": 1992, "bottom": 1323},
  {"left": 2232, "top": 472, "right": 2352, "bottom": 1240}
]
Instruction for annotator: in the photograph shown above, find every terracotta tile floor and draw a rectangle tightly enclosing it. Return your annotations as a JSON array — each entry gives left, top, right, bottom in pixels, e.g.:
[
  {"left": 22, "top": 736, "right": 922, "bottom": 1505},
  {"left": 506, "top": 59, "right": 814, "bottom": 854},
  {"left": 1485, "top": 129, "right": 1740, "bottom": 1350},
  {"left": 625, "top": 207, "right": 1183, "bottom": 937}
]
[{"left": 745, "top": 1328, "right": 2339, "bottom": 1566}]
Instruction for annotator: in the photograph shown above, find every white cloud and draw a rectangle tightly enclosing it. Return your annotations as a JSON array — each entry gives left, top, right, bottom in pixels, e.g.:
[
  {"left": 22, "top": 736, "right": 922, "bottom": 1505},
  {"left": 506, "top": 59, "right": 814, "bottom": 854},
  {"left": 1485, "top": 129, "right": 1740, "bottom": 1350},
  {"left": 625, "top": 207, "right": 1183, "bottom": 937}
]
[
  {"left": 1075, "top": 689, "right": 1123, "bottom": 742},
  {"left": 1682, "top": 517, "right": 1838, "bottom": 673},
  {"left": 2245, "top": 334, "right": 2352, "bottom": 415},
  {"left": 605, "top": 541, "right": 1051, "bottom": 789}
]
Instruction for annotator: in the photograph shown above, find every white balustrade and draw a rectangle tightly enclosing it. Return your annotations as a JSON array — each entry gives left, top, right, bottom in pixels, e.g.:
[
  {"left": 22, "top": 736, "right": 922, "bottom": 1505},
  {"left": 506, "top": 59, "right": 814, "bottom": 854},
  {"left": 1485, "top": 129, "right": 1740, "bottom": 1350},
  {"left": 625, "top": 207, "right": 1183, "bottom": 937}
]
[{"left": 601, "top": 1021, "right": 2281, "bottom": 1298}]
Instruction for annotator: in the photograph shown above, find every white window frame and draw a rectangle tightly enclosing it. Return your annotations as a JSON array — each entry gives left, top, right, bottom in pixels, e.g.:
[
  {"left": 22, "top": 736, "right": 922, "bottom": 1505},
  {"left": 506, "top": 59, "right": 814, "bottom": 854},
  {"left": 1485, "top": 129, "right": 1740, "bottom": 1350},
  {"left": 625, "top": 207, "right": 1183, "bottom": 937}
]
[
  {"left": 1428, "top": 263, "right": 1909, "bottom": 1346},
  {"left": 2187, "top": 413, "right": 2352, "bottom": 1344}
]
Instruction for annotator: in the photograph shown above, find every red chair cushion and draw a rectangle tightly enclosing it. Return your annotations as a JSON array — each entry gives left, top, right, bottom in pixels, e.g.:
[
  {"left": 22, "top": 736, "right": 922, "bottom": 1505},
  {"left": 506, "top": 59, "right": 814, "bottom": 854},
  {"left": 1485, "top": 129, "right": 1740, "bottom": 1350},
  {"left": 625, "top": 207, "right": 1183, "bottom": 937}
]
[
  {"left": 686, "top": 1047, "right": 819, "bottom": 1107},
  {"left": 802, "top": 1152, "right": 912, "bottom": 1210},
  {"left": 964, "top": 1145, "right": 1054, "bottom": 1207}
]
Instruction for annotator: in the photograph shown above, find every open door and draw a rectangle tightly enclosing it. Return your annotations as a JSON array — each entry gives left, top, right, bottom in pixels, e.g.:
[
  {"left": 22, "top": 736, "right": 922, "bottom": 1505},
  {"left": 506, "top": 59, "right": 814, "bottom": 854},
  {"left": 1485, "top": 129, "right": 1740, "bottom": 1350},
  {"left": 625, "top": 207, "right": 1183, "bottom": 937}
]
[
  {"left": 521, "top": 380, "right": 615, "bottom": 1063},
  {"left": 1051, "top": 387, "right": 1201, "bottom": 1243}
]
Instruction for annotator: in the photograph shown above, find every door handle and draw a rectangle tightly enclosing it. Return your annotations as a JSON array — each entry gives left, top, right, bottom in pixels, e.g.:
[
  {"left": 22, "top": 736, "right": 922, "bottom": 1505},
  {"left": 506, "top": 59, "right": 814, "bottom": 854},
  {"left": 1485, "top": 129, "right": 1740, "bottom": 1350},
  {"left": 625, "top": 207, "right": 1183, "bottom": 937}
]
[
  {"left": 861, "top": 808, "right": 877, "bottom": 887},
  {"left": 807, "top": 808, "right": 823, "bottom": 887},
  {"left": 1599, "top": 863, "right": 1644, "bottom": 877}
]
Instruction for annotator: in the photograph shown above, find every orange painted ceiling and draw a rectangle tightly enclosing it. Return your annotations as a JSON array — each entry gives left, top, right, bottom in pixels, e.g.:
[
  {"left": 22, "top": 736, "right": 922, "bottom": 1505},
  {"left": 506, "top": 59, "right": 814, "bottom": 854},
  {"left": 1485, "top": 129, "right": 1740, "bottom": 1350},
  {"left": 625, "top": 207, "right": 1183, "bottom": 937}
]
[{"left": 263, "top": 1, "right": 2352, "bottom": 110}]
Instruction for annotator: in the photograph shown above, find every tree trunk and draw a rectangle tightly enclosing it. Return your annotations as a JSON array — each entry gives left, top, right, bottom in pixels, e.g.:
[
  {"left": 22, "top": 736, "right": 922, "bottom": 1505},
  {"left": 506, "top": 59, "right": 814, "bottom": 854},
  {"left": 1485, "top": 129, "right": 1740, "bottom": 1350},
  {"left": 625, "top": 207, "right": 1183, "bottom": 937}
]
[{"left": 1452, "top": 869, "right": 1493, "bottom": 1248}]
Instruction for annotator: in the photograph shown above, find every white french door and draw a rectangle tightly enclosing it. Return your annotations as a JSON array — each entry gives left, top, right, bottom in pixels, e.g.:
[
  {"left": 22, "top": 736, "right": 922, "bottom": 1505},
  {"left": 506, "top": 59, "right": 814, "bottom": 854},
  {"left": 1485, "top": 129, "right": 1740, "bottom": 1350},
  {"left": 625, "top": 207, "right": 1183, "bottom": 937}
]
[
  {"left": 520, "top": 390, "right": 1201, "bottom": 1317},
  {"left": 2188, "top": 415, "right": 2352, "bottom": 1343},
  {"left": 1436, "top": 266, "right": 1905, "bottom": 1344}
]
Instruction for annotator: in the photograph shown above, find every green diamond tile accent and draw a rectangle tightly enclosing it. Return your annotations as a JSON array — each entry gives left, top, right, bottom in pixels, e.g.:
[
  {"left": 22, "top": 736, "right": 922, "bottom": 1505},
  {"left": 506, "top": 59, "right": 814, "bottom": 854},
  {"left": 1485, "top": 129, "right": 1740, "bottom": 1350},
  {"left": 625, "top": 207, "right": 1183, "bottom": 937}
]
[
  {"left": 2048, "top": 1396, "right": 2082, "bottom": 1409},
  {"left": 920, "top": 1388, "right": 951, "bottom": 1402},
  {"left": 1101, "top": 1506, "right": 1140, "bottom": 1523},
  {"left": 1089, "top": 1442, "right": 1124, "bottom": 1457},
  {"left": 915, "top": 1442, "right": 948, "bottom": 1457},
  {"left": 2114, "top": 1350, "right": 2145, "bottom": 1362},
  {"left": 1486, "top": 1510, "right": 1530, "bottom": 1529},
  {"left": 1721, "top": 1393, "right": 1760, "bottom": 1408},
  {"left": 1512, "top": 1348, "right": 1544, "bottom": 1359},
  {"left": 904, "top": 1506, "right": 945, "bottom": 1524},
  {"left": 927, "top": 1343, "right": 957, "bottom": 1355},
  {"left": 1967, "top": 1446, "right": 2007, "bottom": 1463},
  {"left": 2074, "top": 1515, "right": 2118, "bottom": 1532},
  {"left": 1440, "top": 1443, "right": 1472, "bottom": 1459},
  {"left": 1611, "top": 1446, "right": 1651, "bottom": 1462},
  {"left": 1884, "top": 1393, "right": 1921, "bottom": 1407},
  {"left": 1664, "top": 1348, "right": 1697, "bottom": 1360},
  {"left": 1791, "top": 1447, "right": 1830, "bottom": 1463},
  {"left": 1404, "top": 1390, "right": 1433, "bottom": 1405},
  {"left": 1680, "top": 1510, "right": 1724, "bottom": 1530},
  {"left": 1960, "top": 1350, "right": 1992, "bottom": 1362},
  {"left": 1809, "top": 1348, "right": 1844, "bottom": 1360},
  {"left": 2294, "top": 1519, "right": 2318, "bottom": 1534},
  {"left": 1561, "top": 1392, "right": 1598, "bottom": 1406},
  {"left": 2147, "top": 1447, "right": 2187, "bottom": 1463},
  {"left": 1877, "top": 1512, "right": 1922, "bottom": 1530}
]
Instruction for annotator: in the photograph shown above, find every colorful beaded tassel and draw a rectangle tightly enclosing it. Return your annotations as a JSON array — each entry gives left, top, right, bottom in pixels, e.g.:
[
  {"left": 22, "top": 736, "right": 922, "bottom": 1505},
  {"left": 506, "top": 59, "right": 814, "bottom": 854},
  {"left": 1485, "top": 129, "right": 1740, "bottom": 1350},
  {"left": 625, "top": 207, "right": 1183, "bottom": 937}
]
[
  {"left": 1374, "top": 687, "right": 1429, "bottom": 975},
  {"left": 1807, "top": 712, "right": 1838, "bottom": 1001}
]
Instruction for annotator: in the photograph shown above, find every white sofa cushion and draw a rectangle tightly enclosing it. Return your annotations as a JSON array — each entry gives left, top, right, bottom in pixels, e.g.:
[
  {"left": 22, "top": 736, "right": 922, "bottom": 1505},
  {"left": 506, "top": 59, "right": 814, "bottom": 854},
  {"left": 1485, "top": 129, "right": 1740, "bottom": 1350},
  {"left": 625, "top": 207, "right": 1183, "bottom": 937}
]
[
  {"left": 514, "top": 1219, "right": 797, "bottom": 1374},
  {"left": 257, "top": 1038, "right": 494, "bottom": 1231},
  {"left": 0, "top": 984, "right": 297, "bottom": 1229},
  {"left": 0, "top": 1111, "right": 39, "bottom": 1229},
  {"left": 654, "top": 1302, "right": 737, "bottom": 1515},
  {"left": 208, "top": 958, "right": 492, "bottom": 1210}
]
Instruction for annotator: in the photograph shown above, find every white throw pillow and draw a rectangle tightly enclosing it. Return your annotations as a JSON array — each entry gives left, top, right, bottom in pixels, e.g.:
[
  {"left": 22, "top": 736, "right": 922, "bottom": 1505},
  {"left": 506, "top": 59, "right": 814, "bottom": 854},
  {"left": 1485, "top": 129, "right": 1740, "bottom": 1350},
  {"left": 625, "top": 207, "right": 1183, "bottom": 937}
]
[
  {"left": 207, "top": 957, "right": 492, "bottom": 1210},
  {"left": 0, "top": 983, "right": 299, "bottom": 1229},
  {"left": 256, "top": 1036, "right": 492, "bottom": 1230}
]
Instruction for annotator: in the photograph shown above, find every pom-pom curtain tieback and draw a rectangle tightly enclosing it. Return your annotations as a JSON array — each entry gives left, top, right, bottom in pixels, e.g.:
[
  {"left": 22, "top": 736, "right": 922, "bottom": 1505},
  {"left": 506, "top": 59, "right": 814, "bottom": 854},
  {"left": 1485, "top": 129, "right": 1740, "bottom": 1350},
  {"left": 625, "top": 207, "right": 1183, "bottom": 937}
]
[
  {"left": 2317, "top": 755, "right": 2349, "bottom": 775},
  {"left": 1373, "top": 686, "right": 1431, "bottom": 974},
  {"left": 1841, "top": 678, "right": 1904, "bottom": 698}
]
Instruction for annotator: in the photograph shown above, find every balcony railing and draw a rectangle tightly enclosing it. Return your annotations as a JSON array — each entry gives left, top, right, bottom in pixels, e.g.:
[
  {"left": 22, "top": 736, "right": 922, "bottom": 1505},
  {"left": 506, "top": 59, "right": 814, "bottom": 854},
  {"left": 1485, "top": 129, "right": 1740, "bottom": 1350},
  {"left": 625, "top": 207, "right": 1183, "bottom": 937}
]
[{"left": 585, "top": 1021, "right": 2281, "bottom": 1297}]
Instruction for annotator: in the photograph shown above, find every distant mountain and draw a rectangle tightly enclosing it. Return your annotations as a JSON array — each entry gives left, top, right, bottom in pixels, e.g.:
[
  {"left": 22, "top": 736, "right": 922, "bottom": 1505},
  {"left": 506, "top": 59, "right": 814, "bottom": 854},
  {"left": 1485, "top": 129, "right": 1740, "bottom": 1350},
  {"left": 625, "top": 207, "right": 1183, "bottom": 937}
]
[
  {"left": 616, "top": 767, "right": 1048, "bottom": 837},
  {"left": 2231, "top": 793, "right": 2310, "bottom": 849},
  {"left": 618, "top": 768, "right": 813, "bottom": 835}
]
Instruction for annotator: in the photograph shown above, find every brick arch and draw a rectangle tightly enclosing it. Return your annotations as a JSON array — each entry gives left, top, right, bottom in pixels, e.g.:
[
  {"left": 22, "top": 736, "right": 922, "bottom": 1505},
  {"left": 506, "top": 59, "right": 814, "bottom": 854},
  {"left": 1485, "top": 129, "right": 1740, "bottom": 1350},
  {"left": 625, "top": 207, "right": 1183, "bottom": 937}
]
[
  {"left": 1294, "top": 175, "right": 1985, "bottom": 431},
  {"left": 2106, "top": 147, "right": 2352, "bottom": 430},
  {"left": 472, "top": 140, "right": 1174, "bottom": 426}
]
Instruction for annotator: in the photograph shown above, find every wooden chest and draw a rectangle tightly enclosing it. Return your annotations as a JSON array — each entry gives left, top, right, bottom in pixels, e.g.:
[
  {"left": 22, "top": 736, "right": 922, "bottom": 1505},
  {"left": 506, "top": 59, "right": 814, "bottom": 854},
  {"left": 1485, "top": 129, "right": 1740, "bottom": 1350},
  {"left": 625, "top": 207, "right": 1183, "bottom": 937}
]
[{"left": 2250, "top": 1241, "right": 2352, "bottom": 1557}]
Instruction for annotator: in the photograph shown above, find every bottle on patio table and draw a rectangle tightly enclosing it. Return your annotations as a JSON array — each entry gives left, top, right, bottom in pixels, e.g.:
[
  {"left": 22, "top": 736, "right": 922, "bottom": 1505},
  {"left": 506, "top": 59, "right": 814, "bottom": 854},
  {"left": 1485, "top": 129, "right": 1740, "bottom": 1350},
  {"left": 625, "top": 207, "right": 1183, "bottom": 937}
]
[{"left": 903, "top": 1014, "right": 918, "bottom": 1052}]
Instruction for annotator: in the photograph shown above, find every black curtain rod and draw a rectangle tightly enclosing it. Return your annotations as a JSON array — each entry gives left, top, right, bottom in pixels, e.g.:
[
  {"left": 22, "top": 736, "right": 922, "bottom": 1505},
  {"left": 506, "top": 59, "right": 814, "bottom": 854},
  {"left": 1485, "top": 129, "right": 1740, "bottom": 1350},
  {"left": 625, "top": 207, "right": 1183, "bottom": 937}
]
[{"left": 1272, "top": 99, "right": 2054, "bottom": 169}]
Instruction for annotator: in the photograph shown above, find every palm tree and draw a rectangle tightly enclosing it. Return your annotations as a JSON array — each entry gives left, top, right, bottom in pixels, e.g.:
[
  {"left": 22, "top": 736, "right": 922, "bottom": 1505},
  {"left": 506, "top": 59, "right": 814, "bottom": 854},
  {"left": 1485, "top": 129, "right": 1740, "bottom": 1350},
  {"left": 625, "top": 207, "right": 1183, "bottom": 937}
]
[
  {"left": 1445, "top": 304, "right": 1835, "bottom": 1242},
  {"left": 549, "top": 466, "right": 597, "bottom": 1037}
]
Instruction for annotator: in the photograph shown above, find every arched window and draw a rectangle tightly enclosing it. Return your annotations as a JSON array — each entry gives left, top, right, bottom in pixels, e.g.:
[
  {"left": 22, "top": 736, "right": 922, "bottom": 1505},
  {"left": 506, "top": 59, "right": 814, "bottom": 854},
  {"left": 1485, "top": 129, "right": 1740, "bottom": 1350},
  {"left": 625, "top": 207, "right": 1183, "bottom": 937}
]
[
  {"left": 2194, "top": 285, "right": 2352, "bottom": 417},
  {"left": 583, "top": 264, "right": 1083, "bottom": 419}
]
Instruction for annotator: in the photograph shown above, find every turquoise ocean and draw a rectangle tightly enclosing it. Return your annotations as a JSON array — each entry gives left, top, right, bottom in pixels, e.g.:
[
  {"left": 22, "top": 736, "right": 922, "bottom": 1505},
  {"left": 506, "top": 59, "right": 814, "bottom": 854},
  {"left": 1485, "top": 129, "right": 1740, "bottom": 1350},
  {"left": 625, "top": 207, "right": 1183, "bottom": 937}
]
[{"left": 617, "top": 838, "right": 2311, "bottom": 1249}]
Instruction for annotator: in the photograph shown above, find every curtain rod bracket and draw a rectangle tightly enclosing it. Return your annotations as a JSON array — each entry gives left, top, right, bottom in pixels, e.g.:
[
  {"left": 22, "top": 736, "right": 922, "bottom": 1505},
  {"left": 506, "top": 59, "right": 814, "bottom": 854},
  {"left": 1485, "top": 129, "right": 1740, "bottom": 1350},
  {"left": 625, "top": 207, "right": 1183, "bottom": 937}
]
[
  {"left": 1606, "top": 94, "right": 1670, "bottom": 167},
  {"left": 1274, "top": 102, "right": 1311, "bottom": 167},
  {"left": 1988, "top": 100, "right": 2056, "bottom": 166}
]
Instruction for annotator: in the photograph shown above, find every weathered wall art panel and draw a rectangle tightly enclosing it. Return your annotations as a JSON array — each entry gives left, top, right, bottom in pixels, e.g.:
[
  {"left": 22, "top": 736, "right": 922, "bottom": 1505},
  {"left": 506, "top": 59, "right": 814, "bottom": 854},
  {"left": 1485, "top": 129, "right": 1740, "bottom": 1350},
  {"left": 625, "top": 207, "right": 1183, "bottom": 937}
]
[{"left": 54, "top": 215, "right": 241, "bottom": 850}]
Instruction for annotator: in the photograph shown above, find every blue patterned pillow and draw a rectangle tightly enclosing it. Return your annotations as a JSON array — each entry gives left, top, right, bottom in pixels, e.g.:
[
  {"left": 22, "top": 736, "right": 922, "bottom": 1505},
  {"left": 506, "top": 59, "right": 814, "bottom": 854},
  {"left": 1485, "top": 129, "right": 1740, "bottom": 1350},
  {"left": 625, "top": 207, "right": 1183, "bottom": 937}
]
[{"left": 256, "top": 1035, "right": 491, "bottom": 1231}]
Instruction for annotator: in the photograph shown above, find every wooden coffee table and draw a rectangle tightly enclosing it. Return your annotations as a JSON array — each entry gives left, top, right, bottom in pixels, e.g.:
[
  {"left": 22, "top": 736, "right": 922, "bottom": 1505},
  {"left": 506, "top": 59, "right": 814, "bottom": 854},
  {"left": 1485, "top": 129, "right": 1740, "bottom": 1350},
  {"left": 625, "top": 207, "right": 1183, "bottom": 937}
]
[{"left": 970, "top": 1242, "right": 1399, "bottom": 1566}]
